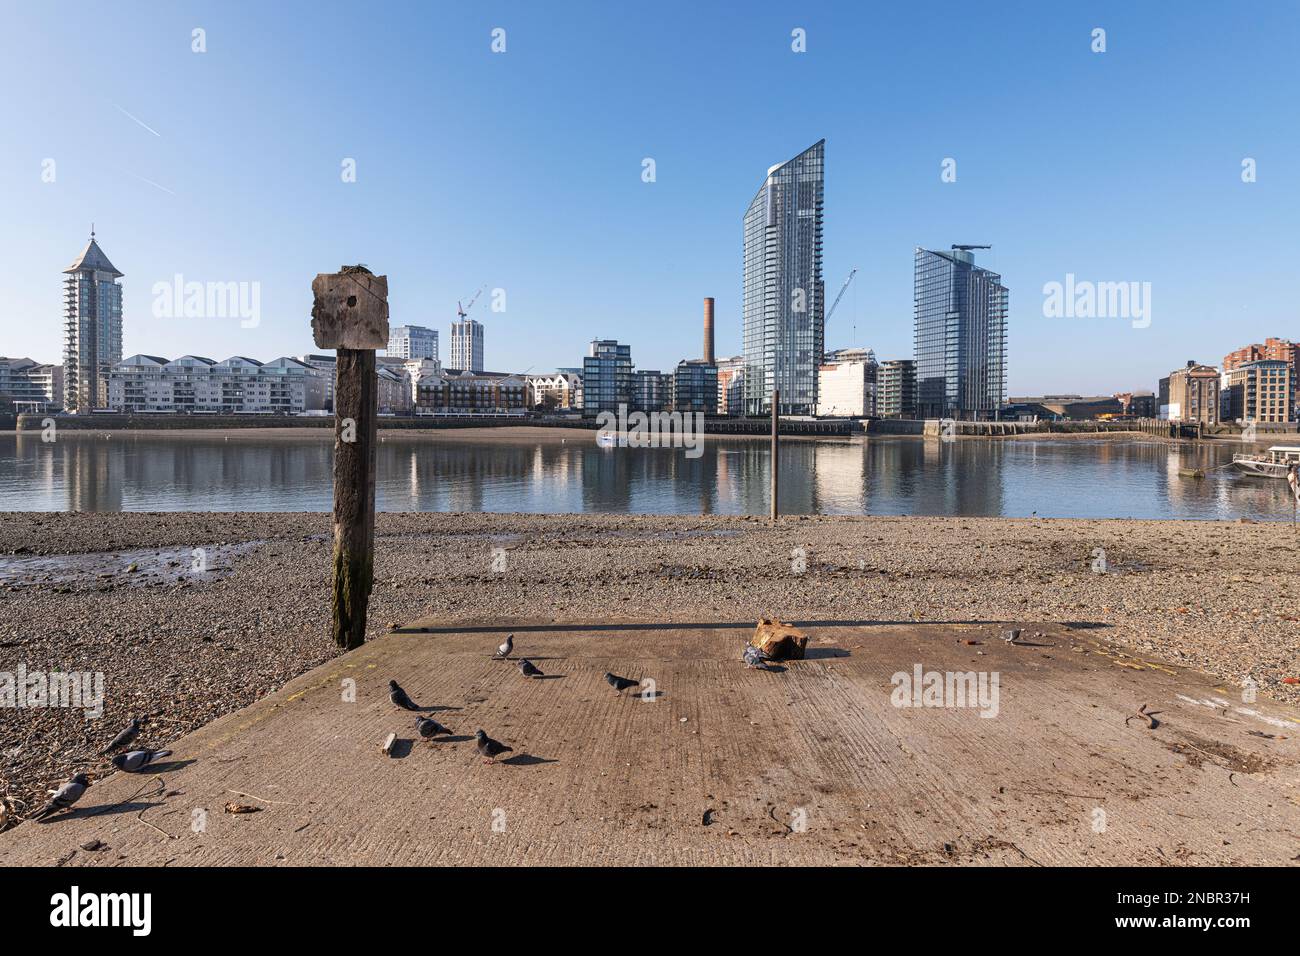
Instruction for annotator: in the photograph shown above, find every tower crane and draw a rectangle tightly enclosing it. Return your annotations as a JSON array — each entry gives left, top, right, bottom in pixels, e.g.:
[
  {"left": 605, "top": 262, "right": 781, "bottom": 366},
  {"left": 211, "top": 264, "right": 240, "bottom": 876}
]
[
  {"left": 951, "top": 244, "right": 991, "bottom": 252},
  {"left": 457, "top": 286, "right": 485, "bottom": 320},
  {"left": 826, "top": 268, "right": 856, "bottom": 324}
]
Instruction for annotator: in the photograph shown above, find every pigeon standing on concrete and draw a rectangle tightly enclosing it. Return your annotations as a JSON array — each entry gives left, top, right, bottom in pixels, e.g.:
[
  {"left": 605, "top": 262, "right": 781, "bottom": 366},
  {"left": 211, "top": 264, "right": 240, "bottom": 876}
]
[
  {"left": 110, "top": 749, "right": 172, "bottom": 773},
  {"left": 605, "top": 673, "right": 640, "bottom": 696},
  {"left": 743, "top": 645, "right": 772, "bottom": 670},
  {"left": 33, "top": 773, "right": 90, "bottom": 820},
  {"left": 475, "top": 729, "right": 513, "bottom": 763},
  {"left": 493, "top": 634, "right": 514, "bottom": 660},
  {"left": 100, "top": 716, "right": 141, "bottom": 755},
  {"left": 415, "top": 716, "right": 453, "bottom": 740},
  {"left": 517, "top": 659, "right": 543, "bottom": 678},
  {"left": 388, "top": 679, "right": 420, "bottom": 711}
]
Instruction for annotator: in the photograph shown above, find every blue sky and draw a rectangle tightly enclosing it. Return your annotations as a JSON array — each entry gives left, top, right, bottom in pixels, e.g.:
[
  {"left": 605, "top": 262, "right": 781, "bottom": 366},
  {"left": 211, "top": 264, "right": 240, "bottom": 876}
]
[{"left": 3, "top": 1, "right": 1297, "bottom": 395}]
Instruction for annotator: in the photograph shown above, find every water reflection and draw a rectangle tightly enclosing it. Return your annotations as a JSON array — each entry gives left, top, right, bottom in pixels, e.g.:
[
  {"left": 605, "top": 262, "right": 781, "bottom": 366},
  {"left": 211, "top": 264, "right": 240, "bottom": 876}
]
[{"left": 0, "top": 432, "right": 1294, "bottom": 520}]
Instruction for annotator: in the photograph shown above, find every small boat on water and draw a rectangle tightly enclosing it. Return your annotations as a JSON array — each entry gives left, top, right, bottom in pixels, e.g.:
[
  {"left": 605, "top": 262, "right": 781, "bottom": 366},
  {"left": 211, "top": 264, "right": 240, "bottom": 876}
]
[{"left": 1230, "top": 445, "right": 1300, "bottom": 478}]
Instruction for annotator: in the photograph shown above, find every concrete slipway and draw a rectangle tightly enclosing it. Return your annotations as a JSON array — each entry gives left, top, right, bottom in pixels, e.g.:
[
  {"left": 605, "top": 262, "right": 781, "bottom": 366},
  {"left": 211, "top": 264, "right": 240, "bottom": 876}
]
[{"left": 3, "top": 619, "right": 1297, "bottom": 866}]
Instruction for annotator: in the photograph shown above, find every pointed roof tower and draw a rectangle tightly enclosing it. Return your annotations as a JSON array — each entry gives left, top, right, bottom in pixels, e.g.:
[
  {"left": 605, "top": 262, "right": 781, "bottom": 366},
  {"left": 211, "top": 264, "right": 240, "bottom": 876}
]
[{"left": 64, "top": 227, "right": 124, "bottom": 277}]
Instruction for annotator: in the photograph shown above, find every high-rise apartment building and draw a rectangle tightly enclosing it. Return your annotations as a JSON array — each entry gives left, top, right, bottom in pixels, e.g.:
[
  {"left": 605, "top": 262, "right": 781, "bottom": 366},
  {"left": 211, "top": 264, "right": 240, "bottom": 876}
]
[
  {"left": 450, "top": 318, "right": 484, "bottom": 372},
  {"left": 582, "top": 339, "right": 632, "bottom": 415},
  {"left": 632, "top": 369, "right": 667, "bottom": 413},
  {"left": 913, "top": 246, "right": 1007, "bottom": 420},
  {"left": 673, "top": 360, "right": 718, "bottom": 415},
  {"left": 63, "top": 230, "right": 123, "bottom": 411},
  {"left": 876, "top": 359, "right": 918, "bottom": 419},
  {"left": 387, "top": 325, "right": 438, "bottom": 362},
  {"left": 743, "top": 140, "right": 825, "bottom": 416}
]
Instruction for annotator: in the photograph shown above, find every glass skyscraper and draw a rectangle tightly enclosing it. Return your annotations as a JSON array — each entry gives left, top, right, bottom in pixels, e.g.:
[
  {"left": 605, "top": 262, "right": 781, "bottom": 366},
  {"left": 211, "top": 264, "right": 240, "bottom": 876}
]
[
  {"left": 62, "top": 230, "right": 123, "bottom": 412},
  {"left": 913, "top": 247, "right": 1007, "bottom": 420},
  {"left": 743, "top": 140, "right": 825, "bottom": 416}
]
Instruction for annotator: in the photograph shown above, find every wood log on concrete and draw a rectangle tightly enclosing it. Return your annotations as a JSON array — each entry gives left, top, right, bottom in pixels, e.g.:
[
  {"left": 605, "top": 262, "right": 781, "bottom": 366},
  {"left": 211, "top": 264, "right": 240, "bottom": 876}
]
[{"left": 750, "top": 618, "right": 808, "bottom": 660}]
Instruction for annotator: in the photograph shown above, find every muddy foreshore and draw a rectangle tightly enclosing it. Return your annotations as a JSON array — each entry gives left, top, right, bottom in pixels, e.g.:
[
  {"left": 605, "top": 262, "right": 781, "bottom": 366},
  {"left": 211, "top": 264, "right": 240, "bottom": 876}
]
[{"left": 2, "top": 510, "right": 1297, "bottom": 826}]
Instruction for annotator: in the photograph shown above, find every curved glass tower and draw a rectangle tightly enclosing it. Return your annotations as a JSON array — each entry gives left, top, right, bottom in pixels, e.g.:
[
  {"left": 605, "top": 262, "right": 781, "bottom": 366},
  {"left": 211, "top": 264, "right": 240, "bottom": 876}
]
[{"left": 743, "top": 140, "right": 825, "bottom": 416}]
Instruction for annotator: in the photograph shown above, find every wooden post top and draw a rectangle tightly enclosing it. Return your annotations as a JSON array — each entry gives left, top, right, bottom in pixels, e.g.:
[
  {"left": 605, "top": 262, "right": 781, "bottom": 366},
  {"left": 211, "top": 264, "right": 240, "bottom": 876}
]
[{"left": 311, "top": 266, "right": 390, "bottom": 350}]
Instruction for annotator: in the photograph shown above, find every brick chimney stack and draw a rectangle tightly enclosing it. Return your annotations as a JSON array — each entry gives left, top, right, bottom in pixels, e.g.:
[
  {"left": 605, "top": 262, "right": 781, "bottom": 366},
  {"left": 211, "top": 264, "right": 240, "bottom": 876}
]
[{"left": 703, "top": 297, "right": 715, "bottom": 365}]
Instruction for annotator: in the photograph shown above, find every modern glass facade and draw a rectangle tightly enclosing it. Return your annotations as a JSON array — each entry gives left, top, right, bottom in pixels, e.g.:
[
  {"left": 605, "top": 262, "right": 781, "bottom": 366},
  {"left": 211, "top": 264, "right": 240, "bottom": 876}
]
[
  {"left": 913, "top": 247, "right": 1007, "bottom": 420},
  {"left": 743, "top": 140, "right": 825, "bottom": 416},
  {"left": 62, "top": 233, "right": 124, "bottom": 412},
  {"left": 632, "top": 369, "right": 666, "bottom": 412},
  {"left": 388, "top": 325, "right": 438, "bottom": 362},
  {"left": 673, "top": 360, "right": 718, "bottom": 414},
  {"left": 581, "top": 339, "right": 632, "bottom": 415}
]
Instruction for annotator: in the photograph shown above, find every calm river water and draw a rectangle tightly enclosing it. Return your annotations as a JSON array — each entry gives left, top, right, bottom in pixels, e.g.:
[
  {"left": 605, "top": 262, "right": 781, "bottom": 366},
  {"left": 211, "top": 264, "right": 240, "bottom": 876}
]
[{"left": 0, "top": 432, "right": 1292, "bottom": 520}]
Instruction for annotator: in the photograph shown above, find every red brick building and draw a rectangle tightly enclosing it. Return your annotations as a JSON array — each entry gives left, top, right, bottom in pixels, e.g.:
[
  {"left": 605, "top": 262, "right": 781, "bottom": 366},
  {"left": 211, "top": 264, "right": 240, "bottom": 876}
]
[{"left": 1224, "top": 338, "right": 1299, "bottom": 418}]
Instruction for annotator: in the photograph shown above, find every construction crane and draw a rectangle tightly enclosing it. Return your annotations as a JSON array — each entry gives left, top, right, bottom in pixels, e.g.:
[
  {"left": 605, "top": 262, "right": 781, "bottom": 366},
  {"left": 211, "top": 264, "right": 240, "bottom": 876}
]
[
  {"left": 825, "top": 268, "right": 857, "bottom": 323},
  {"left": 456, "top": 286, "right": 485, "bottom": 320},
  {"left": 951, "top": 244, "right": 991, "bottom": 252}
]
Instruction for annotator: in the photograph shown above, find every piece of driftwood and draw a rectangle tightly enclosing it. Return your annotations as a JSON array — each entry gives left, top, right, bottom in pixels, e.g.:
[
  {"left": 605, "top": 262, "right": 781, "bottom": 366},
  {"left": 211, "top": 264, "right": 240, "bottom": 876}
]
[{"left": 750, "top": 618, "right": 808, "bottom": 661}]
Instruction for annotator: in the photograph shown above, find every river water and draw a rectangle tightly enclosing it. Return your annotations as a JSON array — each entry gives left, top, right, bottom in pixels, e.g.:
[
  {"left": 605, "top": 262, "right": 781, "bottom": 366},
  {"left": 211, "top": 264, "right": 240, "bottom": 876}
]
[{"left": 0, "top": 432, "right": 1292, "bottom": 520}]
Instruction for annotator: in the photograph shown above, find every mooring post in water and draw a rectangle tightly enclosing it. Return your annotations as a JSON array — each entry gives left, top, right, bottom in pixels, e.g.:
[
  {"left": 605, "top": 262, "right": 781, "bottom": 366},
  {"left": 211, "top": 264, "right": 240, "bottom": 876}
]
[
  {"left": 310, "top": 266, "right": 389, "bottom": 650},
  {"left": 770, "top": 387, "right": 779, "bottom": 523}
]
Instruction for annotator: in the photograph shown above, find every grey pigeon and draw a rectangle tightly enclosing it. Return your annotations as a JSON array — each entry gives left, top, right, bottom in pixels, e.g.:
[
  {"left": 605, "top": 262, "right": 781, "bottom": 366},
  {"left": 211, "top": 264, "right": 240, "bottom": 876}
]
[
  {"left": 415, "top": 716, "right": 453, "bottom": 740},
  {"left": 388, "top": 679, "right": 419, "bottom": 711},
  {"left": 493, "top": 634, "right": 514, "bottom": 659},
  {"left": 475, "top": 729, "right": 513, "bottom": 763},
  {"left": 100, "top": 716, "right": 141, "bottom": 754},
  {"left": 517, "top": 659, "right": 543, "bottom": 678},
  {"left": 605, "top": 672, "right": 640, "bottom": 695},
  {"left": 743, "top": 645, "right": 772, "bottom": 670},
  {"left": 33, "top": 773, "right": 90, "bottom": 820},
  {"left": 110, "top": 749, "right": 172, "bottom": 772},
  {"left": 1002, "top": 628, "right": 1022, "bottom": 645}
]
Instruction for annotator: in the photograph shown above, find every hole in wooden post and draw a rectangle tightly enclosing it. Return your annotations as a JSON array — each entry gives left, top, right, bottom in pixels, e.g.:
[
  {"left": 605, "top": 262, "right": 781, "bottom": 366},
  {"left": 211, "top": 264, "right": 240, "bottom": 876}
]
[{"left": 346, "top": 295, "right": 357, "bottom": 307}]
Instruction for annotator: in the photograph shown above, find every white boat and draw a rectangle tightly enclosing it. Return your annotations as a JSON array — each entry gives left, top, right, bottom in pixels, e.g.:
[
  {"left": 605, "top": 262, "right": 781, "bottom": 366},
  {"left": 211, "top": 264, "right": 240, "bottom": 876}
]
[{"left": 1231, "top": 445, "right": 1300, "bottom": 478}]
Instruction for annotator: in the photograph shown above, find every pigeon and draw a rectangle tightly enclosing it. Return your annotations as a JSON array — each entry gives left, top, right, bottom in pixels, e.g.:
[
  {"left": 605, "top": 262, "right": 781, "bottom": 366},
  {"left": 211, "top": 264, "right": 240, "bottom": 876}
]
[
  {"left": 1002, "top": 629, "right": 1022, "bottom": 645},
  {"left": 743, "top": 645, "right": 772, "bottom": 670},
  {"left": 415, "top": 716, "right": 453, "bottom": 740},
  {"left": 100, "top": 716, "right": 141, "bottom": 755},
  {"left": 517, "top": 659, "right": 543, "bottom": 678},
  {"left": 388, "top": 679, "right": 419, "bottom": 711},
  {"left": 110, "top": 749, "right": 172, "bottom": 773},
  {"left": 493, "top": 634, "right": 514, "bottom": 660},
  {"left": 33, "top": 773, "right": 90, "bottom": 820},
  {"left": 475, "top": 729, "right": 513, "bottom": 763},
  {"left": 605, "top": 672, "right": 640, "bottom": 695}
]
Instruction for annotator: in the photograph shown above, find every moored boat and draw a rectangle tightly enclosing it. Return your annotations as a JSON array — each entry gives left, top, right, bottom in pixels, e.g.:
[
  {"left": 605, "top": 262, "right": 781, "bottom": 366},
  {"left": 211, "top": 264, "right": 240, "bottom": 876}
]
[{"left": 1230, "top": 445, "right": 1300, "bottom": 478}]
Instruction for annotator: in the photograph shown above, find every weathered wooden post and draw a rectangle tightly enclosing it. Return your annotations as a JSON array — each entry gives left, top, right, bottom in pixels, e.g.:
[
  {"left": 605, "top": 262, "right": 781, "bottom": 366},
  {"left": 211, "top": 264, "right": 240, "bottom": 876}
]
[
  {"left": 311, "top": 266, "right": 389, "bottom": 650},
  {"left": 770, "top": 388, "right": 780, "bottom": 523}
]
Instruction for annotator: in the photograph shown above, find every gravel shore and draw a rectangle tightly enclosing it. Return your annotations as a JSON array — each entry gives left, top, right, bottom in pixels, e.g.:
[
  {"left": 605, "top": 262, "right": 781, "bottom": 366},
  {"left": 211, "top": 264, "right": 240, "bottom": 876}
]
[{"left": 2, "top": 510, "right": 1298, "bottom": 826}]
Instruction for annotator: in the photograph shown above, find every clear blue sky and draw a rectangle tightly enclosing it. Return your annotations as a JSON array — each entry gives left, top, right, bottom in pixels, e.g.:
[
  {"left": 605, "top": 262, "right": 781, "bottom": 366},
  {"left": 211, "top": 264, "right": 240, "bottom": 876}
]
[{"left": 3, "top": 1, "right": 1297, "bottom": 395}]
